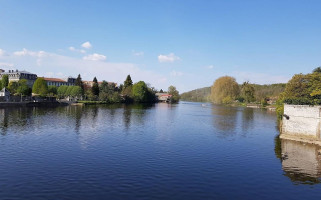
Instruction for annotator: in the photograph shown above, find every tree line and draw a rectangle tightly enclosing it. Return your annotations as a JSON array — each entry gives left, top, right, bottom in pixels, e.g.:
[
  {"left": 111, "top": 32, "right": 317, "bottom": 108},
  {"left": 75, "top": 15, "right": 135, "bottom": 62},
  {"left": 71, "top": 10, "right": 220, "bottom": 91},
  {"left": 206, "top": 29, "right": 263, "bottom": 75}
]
[
  {"left": 0, "top": 73, "right": 180, "bottom": 103},
  {"left": 180, "top": 77, "right": 285, "bottom": 104}
]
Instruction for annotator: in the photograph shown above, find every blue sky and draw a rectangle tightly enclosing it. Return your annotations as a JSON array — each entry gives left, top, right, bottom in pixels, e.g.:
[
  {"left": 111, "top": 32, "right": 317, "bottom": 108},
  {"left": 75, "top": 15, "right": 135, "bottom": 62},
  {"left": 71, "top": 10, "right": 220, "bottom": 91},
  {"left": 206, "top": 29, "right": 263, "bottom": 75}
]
[{"left": 1, "top": 0, "right": 321, "bottom": 92}]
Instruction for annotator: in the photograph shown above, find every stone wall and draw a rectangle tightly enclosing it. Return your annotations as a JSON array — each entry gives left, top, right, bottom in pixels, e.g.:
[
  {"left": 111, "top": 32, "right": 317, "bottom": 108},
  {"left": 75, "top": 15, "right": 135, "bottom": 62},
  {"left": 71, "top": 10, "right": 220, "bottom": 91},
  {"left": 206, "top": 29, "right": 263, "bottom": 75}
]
[{"left": 282, "top": 104, "right": 321, "bottom": 139}]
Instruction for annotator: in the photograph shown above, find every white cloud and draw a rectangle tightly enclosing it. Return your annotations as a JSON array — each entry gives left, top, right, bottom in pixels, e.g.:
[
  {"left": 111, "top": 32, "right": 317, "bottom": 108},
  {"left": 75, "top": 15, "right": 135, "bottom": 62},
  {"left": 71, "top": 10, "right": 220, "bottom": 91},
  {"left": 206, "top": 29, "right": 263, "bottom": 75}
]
[
  {"left": 207, "top": 65, "right": 214, "bottom": 69},
  {"left": 0, "top": 49, "right": 168, "bottom": 90},
  {"left": 83, "top": 53, "right": 106, "bottom": 61},
  {"left": 81, "top": 41, "right": 92, "bottom": 49},
  {"left": 170, "top": 70, "right": 183, "bottom": 77},
  {"left": 158, "top": 53, "right": 180, "bottom": 63},
  {"left": 132, "top": 51, "right": 144, "bottom": 56},
  {"left": 13, "top": 48, "right": 48, "bottom": 57},
  {"left": 69, "top": 46, "right": 86, "bottom": 54}
]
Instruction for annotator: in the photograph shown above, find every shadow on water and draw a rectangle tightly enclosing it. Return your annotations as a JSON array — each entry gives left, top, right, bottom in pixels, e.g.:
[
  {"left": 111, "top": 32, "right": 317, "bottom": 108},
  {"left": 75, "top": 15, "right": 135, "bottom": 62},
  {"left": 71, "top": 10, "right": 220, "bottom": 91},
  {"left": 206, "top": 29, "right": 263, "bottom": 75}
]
[{"left": 275, "top": 135, "right": 321, "bottom": 184}]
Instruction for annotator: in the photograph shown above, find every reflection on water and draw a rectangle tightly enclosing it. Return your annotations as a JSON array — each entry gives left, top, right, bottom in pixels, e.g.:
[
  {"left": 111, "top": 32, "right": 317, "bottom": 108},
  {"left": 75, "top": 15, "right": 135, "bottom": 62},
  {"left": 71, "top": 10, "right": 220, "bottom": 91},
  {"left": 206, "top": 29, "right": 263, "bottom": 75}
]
[
  {"left": 275, "top": 136, "right": 321, "bottom": 184},
  {"left": 211, "top": 105, "right": 238, "bottom": 135},
  {"left": 2, "top": 103, "right": 321, "bottom": 199}
]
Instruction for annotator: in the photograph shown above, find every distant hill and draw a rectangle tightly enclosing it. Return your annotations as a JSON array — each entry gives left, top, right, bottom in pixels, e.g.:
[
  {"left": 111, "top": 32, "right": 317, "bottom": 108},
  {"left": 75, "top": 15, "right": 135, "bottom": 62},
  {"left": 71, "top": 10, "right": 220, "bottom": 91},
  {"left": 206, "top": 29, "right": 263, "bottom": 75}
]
[
  {"left": 180, "top": 83, "right": 286, "bottom": 102},
  {"left": 180, "top": 87, "right": 211, "bottom": 102}
]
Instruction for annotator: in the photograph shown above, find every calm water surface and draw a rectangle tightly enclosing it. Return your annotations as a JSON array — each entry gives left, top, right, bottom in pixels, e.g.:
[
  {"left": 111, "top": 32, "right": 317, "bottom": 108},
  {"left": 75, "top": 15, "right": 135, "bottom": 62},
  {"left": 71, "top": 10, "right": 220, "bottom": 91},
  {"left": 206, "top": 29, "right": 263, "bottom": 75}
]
[{"left": 0, "top": 102, "right": 321, "bottom": 199}]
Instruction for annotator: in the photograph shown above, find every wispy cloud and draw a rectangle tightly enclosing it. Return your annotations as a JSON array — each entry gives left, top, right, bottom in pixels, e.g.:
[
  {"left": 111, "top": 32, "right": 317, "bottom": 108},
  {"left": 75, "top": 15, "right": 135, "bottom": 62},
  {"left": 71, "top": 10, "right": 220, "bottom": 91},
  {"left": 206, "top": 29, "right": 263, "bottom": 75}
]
[
  {"left": 69, "top": 46, "right": 86, "bottom": 54},
  {"left": 81, "top": 41, "right": 92, "bottom": 49},
  {"left": 83, "top": 53, "right": 106, "bottom": 61},
  {"left": 158, "top": 53, "right": 180, "bottom": 63},
  {"left": 207, "top": 65, "right": 214, "bottom": 69},
  {"left": 13, "top": 48, "right": 47, "bottom": 57}
]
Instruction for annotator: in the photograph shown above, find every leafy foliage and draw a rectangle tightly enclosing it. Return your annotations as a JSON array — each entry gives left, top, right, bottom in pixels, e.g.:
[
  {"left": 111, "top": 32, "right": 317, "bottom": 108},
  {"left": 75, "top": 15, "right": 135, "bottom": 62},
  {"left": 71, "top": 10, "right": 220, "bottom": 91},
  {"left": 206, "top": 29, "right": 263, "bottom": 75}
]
[
  {"left": 8, "top": 81, "right": 18, "bottom": 94},
  {"left": 241, "top": 81, "right": 255, "bottom": 103},
  {"left": 16, "top": 79, "right": 31, "bottom": 96},
  {"left": 168, "top": 85, "right": 180, "bottom": 103},
  {"left": 75, "top": 74, "right": 84, "bottom": 94},
  {"left": 1, "top": 74, "right": 9, "bottom": 88},
  {"left": 92, "top": 77, "right": 100, "bottom": 96},
  {"left": 48, "top": 86, "right": 58, "bottom": 96},
  {"left": 124, "top": 75, "right": 133, "bottom": 88},
  {"left": 211, "top": 76, "right": 240, "bottom": 104},
  {"left": 132, "top": 81, "right": 155, "bottom": 103},
  {"left": 57, "top": 85, "right": 68, "bottom": 97},
  {"left": 32, "top": 78, "right": 48, "bottom": 96}
]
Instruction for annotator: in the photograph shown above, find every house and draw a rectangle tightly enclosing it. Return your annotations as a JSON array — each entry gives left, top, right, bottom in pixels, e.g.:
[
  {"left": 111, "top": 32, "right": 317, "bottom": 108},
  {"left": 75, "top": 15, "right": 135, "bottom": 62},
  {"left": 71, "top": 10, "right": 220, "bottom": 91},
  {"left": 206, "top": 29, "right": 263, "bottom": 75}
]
[
  {"left": 44, "top": 77, "right": 76, "bottom": 87},
  {"left": 82, "top": 80, "right": 116, "bottom": 90},
  {"left": 0, "top": 69, "right": 37, "bottom": 87},
  {"left": 0, "top": 87, "right": 10, "bottom": 101},
  {"left": 156, "top": 93, "right": 172, "bottom": 102}
]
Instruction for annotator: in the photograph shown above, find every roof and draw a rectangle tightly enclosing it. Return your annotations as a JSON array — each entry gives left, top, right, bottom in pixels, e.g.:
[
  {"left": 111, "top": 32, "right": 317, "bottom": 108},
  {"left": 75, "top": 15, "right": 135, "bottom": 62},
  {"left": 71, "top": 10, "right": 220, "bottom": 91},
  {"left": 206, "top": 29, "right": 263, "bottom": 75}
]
[
  {"left": 43, "top": 77, "right": 66, "bottom": 82},
  {"left": 1, "top": 70, "right": 35, "bottom": 75}
]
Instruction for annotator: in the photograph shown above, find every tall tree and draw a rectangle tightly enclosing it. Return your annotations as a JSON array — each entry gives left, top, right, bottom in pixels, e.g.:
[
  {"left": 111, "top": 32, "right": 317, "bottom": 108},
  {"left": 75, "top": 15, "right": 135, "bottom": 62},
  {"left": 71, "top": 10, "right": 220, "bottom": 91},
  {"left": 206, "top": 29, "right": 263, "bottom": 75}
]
[
  {"left": 75, "top": 74, "right": 84, "bottom": 94},
  {"left": 211, "top": 76, "right": 240, "bottom": 104},
  {"left": 32, "top": 77, "right": 48, "bottom": 96},
  {"left": 241, "top": 81, "right": 255, "bottom": 103},
  {"left": 132, "top": 81, "right": 150, "bottom": 102},
  {"left": 124, "top": 75, "right": 133, "bottom": 88},
  {"left": 168, "top": 86, "right": 180, "bottom": 103},
  {"left": 92, "top": 77, "right": 100, "bottom": 96},
  {"left": 2, "top": 74, "right": 9, "bottom": 88}
]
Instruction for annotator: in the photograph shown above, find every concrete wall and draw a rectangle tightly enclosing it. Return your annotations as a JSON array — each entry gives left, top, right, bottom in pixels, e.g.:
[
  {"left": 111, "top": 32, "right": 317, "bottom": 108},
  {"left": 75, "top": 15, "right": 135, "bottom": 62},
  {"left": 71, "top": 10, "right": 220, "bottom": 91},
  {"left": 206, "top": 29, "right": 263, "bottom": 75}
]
[{"left": 282, "top": 104, "right": 321, "bottom": 139}]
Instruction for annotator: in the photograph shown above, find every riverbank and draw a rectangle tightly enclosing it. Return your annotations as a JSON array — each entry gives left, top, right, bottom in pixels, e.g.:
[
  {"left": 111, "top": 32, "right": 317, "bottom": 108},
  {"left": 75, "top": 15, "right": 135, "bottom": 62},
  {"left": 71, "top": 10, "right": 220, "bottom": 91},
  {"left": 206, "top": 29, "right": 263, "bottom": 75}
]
[{"left": 0, "top": 101, "right": 69, "bottom": 108}]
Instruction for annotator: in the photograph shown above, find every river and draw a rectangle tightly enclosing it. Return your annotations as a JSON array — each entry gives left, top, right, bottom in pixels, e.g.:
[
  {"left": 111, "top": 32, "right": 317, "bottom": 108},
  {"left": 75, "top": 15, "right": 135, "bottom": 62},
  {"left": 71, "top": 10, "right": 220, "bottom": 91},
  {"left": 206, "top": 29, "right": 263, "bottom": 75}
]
[{"left": 0, "top": 102, "right": 320, "bottom": 199}]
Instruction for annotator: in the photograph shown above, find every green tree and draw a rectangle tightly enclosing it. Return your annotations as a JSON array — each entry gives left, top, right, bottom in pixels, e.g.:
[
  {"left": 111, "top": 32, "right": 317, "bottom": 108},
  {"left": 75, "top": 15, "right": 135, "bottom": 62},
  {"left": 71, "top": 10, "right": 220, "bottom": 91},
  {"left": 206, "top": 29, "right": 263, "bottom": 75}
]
[
  {"left": 65, "top": 86, "right": 74, "bottom": 97},
  {"left": 17, "top": 79, "right": 31, "bottom": 96},
  {"left": 160, "top": 89, "right": 164, "bottom": 93},
  {"left": 2, "top": 74, "right": 9, "bottom": 88},
  {"left": 168, "top": 85, "right": 180, "bottom": 103},
  {"left": 71, "top": 86, "right": 82, "bottom": 97},
  {"left": 241, "top": 81, "right": 255, "bottom": 103},
  {"left": 132, "top": 81, "right": 151, "bottom": 102},
  {"left": 0, "top": 81, "right": 2, "bottom": 90},
  {"left": 211, "top": 76, "right": 240, "bottom": 104},
  {"left": 92, "top": 77, "right": 100, "bottom": 96},
  {"left": 57, "top": 85, "right": 68, "bottom": 98},
  {"left": 124, "top": 75, "right": 133, "bottom": 89},
  {"left": 75, "top": 74, "right": 84, "bottom": 94},
  {"left": 118, "top": 84, "right": 124, "bottom": 92},
  {"left": 48, "top": 86, "right": 58, "bottom": 97},
  {"left": 32, "top": 77, "right": 48, "bottom": 96},
  {"left": 8, "top": 81, "right": 18, "bottom": 94},
  {"left": 313, "top": 67, "right": 321, "bottom": 73}
]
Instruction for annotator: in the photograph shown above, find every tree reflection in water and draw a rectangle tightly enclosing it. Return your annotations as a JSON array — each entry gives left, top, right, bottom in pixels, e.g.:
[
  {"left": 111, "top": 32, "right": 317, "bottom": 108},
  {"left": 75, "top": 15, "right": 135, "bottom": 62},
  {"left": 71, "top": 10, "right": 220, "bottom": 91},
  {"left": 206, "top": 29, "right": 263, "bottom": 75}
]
[
  {"left": 275, "top": 136, "right": 321, "bottom": 184},
  {"left": 211, "top": 105, "right": 238, "bottom": 137}
]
